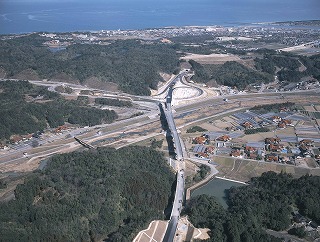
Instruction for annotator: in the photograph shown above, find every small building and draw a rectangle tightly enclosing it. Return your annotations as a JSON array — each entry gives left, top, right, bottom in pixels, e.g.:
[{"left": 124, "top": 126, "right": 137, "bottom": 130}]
[{"left": 291, "top": 148, "right": 301, "bottom": 155}]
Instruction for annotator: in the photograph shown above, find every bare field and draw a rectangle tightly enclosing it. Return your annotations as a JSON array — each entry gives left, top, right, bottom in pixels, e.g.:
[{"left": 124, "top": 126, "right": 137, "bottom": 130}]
[
  {"left": 303, "top": 105, "right": 316, "bottom": 112},
  {"left": 212, "top": 156, "right": 320, "bottom": 182},
  {"left": 133, "top": 220, "right": 168, "bottom": 242},
  {"left": 0, "top": 157, "right": 42, "bottom": 173},
  {"left": 180, "top": 53, "right": 241, "bottom": 64},
  {"left": 240, "top": 131, "right": 274, "bottom": 142}
]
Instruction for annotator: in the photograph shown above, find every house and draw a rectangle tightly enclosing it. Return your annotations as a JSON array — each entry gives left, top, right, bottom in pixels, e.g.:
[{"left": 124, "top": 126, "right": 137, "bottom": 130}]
[
  {"left": 54, "top": 125, "right": 69, "bottom": 134},
  {"left": 282, "top": 119, "right": 292, "bottom": 126},
  {"left": 281, "top": 156, "right": 290, "bottom": 163},
  {"left": 22, "top": 134, "right": 33, "bottom": 140},
  {"left": 265, "top": 137, "right": 281, "bottom": 144},
  {"left": 241, "top": 121, "right": 253, "bottom": 129},
  {"left": 299, "top": 144, "right": 308, "bottom": 152},
  {"left": 216, "top": 135, "right": 231, "bottom": 142},
  {"left": 269, "top": 144, "right": 280, "bottom": 152},
  {"left": 245, "top": 146, "right": 256, "bottom": 153},
  {"left": 206, "top": 146, "right": 215, "bottom": 154},
  {"left": 299, "top": 139, "right": 314, "bottom": 147},
  {"left": 193, "top": 136, "right": 207, "bottom": 144},
  {"left": 277, "top": 122, "right": 286, "bottom": 129},
  {"left": 230, "top": 149, "right": 241, "bottom": 157},
  {"left": 279, "top": 107, "right": 289, "bottom": 112},
  {"left": 10, "top": 135, "right": 23, "bottom": 144},
  {"left": 0, "top": 144, "right": 8, "bottom": 150},
  {"left": 266, "top": 153, "right": 279, "bottom": 162},
  {"left": 272, "top": 116, "right": 282, "bottom": 123},
  {"left": 197, "top": 152, "right": 209, "bottom": 158}
]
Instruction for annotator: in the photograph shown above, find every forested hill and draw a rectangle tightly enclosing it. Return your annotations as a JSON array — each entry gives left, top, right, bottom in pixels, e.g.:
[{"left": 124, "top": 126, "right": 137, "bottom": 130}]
[
  {"left": 186, "top": 172, "right": 320, "bottom": 242},
  {"left": 0, "top": 34, "right": 180, "bottom": 95},
  {"left": 0, "top": 80, "right": 117, "bottom": 141},
  {"left": 0, "top": 146, "right": 175, "bottom": 241}
]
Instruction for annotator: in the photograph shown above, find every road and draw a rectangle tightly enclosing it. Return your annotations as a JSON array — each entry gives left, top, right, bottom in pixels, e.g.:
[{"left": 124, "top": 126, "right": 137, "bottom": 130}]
[
  {"left": 1, "top": 85, "right": 318, "bottom": 171},
  {"left": 162, "top": 79, "right": 186, "bottom": 242}
]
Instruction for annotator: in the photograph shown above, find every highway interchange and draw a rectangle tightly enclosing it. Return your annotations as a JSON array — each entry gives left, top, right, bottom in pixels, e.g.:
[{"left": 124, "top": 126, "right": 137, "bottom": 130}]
[{"left": 1, "top": 73, "right": 320, "bottom": 241}]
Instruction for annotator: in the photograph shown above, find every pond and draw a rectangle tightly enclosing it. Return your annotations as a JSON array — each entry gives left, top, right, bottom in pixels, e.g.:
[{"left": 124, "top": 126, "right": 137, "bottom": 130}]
[{"left": 191, "top": 177, "right": 246, "bottom": 208}]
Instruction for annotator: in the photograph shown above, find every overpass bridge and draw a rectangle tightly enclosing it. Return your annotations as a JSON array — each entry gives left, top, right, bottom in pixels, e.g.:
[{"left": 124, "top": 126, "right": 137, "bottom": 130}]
[
  {"left": 74, "top": 137, "right": 95, "bottom": 149},
  {"left": 162, "top": 78, "right": 186, "bottom": 242}
]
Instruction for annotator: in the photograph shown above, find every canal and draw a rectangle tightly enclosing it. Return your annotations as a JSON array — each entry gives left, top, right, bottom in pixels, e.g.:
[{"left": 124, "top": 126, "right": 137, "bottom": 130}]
[{"left": 191, "top": 178, "right": 246, "bottom": 208}]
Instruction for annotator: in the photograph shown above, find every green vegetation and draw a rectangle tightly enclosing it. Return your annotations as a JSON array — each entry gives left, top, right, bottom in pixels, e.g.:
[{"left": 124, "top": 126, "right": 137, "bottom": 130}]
[
  {"left": 95, "top": 98, "right": 132, "bottom": 107},
  {"left": 186, "top": 172, "right": 320, "bottom": 242},
  {"left": 211, "top": 61, "right": 272, "bottom": 89},
  {"left": 130, "top": 112, "right": 144, "bottom": 118},
  {"left": 0, "top": 81, "right": 117, "bottom": 141},
  {"left": 76, "top": 95, "right": 89, "bottom": 105},
  {"left": 193, "top": 164, "right": 211, "bottom": 182},
  {"left": 185, "top": 164, "right": 211, "bottom": 188},
  {"left": 255, "top": 53, "right": 320, "bottom": 82},
  {"left": 244, "top": 127, "right": 270, "bottom": 135},
  {"left": 288, "top": 227, "right": 306, "bottom": 238},
  {"left": 250, "top": 102, "right": 295, "bottom": 113},
  {"left": 189, "top": 60, "right": 272, "bottom": 89},
  {"left": 0, "top": 34, "right": 180, "bottom": 95},
  {"left": 255, "top": 55, "right": 300, "bottom": 75},
  {"left": 150, "top": 139, "right": 163, "bottom": 149},
  {"left": 186, "top": 125, "right": 208, "bottom": 133},
  {"left": 0, "top": 146, "right": 175, "bottom": 241}
]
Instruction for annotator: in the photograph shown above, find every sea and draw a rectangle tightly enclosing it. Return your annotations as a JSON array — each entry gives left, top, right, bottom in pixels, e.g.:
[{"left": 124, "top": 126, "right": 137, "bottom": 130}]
[{"left": 0, "top": 0, "right": 320, "bottom": 34}]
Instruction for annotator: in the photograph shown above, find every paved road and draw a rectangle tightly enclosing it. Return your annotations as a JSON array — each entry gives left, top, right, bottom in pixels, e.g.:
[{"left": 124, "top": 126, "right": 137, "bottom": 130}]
[
  {"left": 163, "top": 78, "right": 186, "bottom": 242},
  {"left": 163, "top": 103, "right": 184, "bottom": 161}
]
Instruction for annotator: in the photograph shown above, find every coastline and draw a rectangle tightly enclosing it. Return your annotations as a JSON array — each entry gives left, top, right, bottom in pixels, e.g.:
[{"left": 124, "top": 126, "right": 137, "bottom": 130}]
[{"left": 1, "top": 19, "right": 320, "bottom": 36}]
